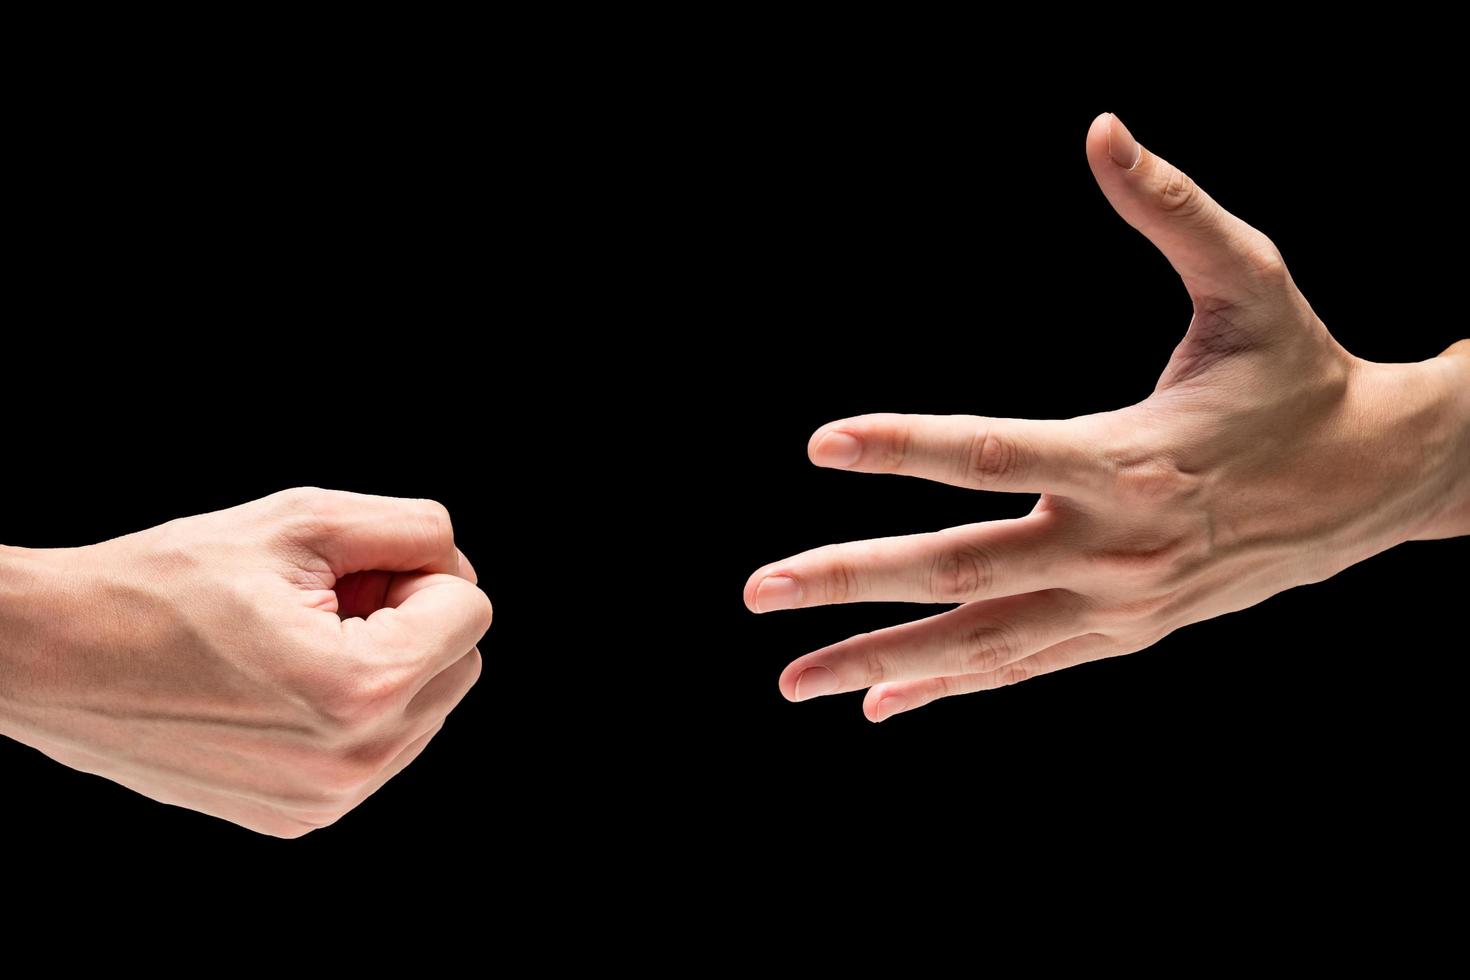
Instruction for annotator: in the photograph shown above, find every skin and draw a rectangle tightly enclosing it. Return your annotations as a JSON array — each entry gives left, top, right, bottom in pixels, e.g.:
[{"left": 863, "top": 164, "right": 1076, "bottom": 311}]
[
  {"left": 745, "top": 112, "right": 1470, "bottom": 723},
  {"left": 0, "top": 488, "right": 492, "bottom": 838}
]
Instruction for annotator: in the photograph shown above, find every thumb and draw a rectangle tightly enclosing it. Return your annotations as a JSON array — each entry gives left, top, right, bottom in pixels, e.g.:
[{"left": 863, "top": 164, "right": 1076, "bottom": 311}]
[
  {"left": 269, "top": 487, "right": 463, "bottom": 580},
  {"left": 1087, "top": 111, "right": 1287, "bottom": 308}
]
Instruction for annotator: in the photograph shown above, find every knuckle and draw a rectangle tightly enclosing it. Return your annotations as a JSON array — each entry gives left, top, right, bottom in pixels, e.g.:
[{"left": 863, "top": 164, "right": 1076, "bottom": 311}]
[
  {"left": 929, "top": 542, "right": 995, "bottom": 601},
  {"left": 275, "top": 486, "right": 332, "bottom": 514},
  {"left": 269, "top": 781, "right": 355, "bottom": 813},
  {"left": 1087, "top": 541, "right": 1175, "bottom": 585},
  {"left": 1094, "top": 592, "right": 1182, "bottom": 629},
  {"left": 870, "top": 418, "right": 912, "bottom": 472},
  {"left": 417, "top": 498, "right": 455, "bottom": 543},
  {"left": 958, "top": 622, "right": 1019, "bottom": 674},
  {"left": 861, "top": 644, "right": 896, "bottom": 687},
  {"left": 1112, "top": 456, "right": 1195, "bottom": 504},
  {"left": 966, "top": 428, "right": 1023, "bottom": 484},
  {"left": 1243, "top": 234, "right": 1288, "bottom": 281},
  {"left": 271, "top": 487, "right": 341, "bottom": 543},
  {"left": 271, "top": 739, "right": 407, "bottom": 816},
  {"left": 1156, "top": 164, "right": 1204, "bottom": 218},
  {"left": 822, "top": 555, "right": 863, "bottom": 604},
  {"left": 300, "top": 778, "right": 362, "bottom": 809},
  {"left": 1087, "top": 534, "right": 1204, "bottom": 594},
  {"left": 1112, "top": 625, "right": 1172, "bottom": 657},
  {"left": 988, "top": 658, "right": 1038, "bottom": 688},
  {"left": 333, "top": 736, "right": 402, "bottom": 782},
  {"left": 307, "top": 668, "right": 408, "bottom": 735}
]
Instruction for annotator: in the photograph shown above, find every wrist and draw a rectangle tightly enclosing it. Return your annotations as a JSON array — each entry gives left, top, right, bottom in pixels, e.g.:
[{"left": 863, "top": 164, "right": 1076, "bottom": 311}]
[
  {"left": 1329, "top": 352, "right": 1470, "bottom": 558},
  {"left": 1408, "top": 347, "right": 1470, "bottom": 540}
]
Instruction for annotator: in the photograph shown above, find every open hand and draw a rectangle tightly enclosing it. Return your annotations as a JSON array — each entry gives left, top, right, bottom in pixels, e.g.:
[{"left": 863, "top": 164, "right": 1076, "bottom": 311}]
[{"left": 745, "top": 112, "right": 1470, "bottom": 723}]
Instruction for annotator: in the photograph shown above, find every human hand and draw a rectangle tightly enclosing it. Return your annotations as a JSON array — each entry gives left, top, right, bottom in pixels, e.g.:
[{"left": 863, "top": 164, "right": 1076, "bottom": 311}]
[
  {"left": 745, "top": 112, "right": 1470, "bottom": 722},
  {"left": 0, "top": 488, "right": 492, "bottom": 837}
]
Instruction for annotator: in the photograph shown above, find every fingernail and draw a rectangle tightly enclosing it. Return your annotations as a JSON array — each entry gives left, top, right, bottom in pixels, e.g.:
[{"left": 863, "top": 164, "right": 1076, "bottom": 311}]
[
  {"left": 1106, "top": 112, "right": 1141, "bottom": 171},
  {"left": 875, "top": 696, "right": 907, "bottom": 722},
  {"left": 811, "top": 431, "right": 862, "bottom": 468},
  {"left": 793, "top": 665, "right": 839, "bottom": 701},
  {"left": 754, "top": 574, "right": 802, "bottom": 612}
]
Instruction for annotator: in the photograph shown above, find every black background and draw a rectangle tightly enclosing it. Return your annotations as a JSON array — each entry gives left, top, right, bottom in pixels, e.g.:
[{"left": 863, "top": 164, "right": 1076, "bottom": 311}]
[{"left": 3, "top": 52, "right": 1464, "bottom": 883}]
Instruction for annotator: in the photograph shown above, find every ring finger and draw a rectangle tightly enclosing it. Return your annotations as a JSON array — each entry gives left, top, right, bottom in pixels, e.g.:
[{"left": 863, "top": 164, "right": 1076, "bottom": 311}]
[
  {"left": 862, "top": 632, "right": 1126, "bottom": 721},
  {"left": 778, "top": 588, "right": 1092, "bottom": 702}
]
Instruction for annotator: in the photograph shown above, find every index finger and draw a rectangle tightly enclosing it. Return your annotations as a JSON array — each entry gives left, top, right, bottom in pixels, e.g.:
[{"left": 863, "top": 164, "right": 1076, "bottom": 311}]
[
  {"left": 355, "top": 573, "right": 494, "bottom": 676},
  {"left": 808, "top": 413, "right": 1111, "bottom": 498}
]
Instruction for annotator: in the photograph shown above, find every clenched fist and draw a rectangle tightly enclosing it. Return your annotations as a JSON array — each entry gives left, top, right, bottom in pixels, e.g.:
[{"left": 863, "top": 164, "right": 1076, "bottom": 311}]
[
  {"left": 746, "top": 112, "right": 1470, "bottom": 722},
  {"left": 0, "top": 488, "right": 492, "bottom": 838}
]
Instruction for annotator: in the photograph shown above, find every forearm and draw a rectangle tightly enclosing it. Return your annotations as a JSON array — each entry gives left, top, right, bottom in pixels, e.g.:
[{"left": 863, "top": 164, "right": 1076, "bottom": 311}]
[
  {"left": 0, "top": 545, "right": 85, "bottom": 744},
  {"left": 1408, "top": 343, "right": 1470, "bottom": 541}
]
